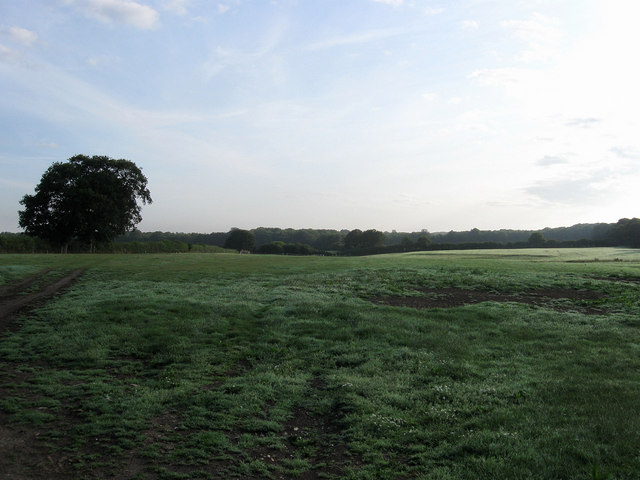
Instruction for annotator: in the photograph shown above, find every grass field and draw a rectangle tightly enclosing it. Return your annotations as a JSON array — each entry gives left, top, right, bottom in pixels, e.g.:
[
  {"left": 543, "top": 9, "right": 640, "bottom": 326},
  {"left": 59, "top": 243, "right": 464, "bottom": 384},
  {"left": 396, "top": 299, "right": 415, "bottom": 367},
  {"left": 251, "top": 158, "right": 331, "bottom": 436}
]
[{"left": 1, "top": 248, "right": 640, "bottom": 479}]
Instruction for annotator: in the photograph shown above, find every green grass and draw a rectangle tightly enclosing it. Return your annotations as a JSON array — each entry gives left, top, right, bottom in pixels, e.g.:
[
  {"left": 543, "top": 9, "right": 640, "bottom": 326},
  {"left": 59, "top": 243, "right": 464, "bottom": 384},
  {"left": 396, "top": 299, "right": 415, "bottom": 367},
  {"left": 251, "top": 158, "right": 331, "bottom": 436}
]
[{"left": 1, "top": 248, "right": 640, "bottom": 479}]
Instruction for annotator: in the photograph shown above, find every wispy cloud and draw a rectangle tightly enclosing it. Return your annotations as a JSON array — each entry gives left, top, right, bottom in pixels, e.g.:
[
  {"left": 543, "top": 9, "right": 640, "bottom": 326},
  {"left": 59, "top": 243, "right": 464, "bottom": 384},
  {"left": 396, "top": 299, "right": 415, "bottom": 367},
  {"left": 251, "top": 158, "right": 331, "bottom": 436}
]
[
  {"left": 3, "top": 55, "right": 217, "bottom": 137},
  {"left": 371, "top": 0, "right": 404, "bottom": 6},
  {"left": 68, "top": 0, "right": 159, "bottom": 29},
  {"left": 565, "top": 117, "right": 601, "bottom": 128},
  {"left": 424, "top": 7, "right": 444, "bottom": 15},
  {"left": 163, "top": 0, "right": 189, "bottom": 16},
  {"left": 501, "top": 13, "right": 563, "bottom": 62},
  {"left": 306, "top": 27, "right": 408, "bottom": 51},
  {"left": 460, "top": 20, "right": 479, "bottom": 30},
  {"left": 469, "top": 67, "right": 527, "bottom": 86},
  {"left": 537, "top": 155, "right": 568, "bottom": 166},
  {"left": 0, "top": 44, "right": 19, "bottom": 63},
  {"left": 526, "top": 177, "right": 606, "bottom": 205},
  {"left": 7, "top": 26, "right": 39, "bottom": 47},
  {"left": 201, "top": 19, "right": 288, "bottom": 81},
  {"left": 610, "top": 146, "right": 640, "bottom": 159},
  {"left": 86, "top": 53, "right": 119, "bottom": 67}
]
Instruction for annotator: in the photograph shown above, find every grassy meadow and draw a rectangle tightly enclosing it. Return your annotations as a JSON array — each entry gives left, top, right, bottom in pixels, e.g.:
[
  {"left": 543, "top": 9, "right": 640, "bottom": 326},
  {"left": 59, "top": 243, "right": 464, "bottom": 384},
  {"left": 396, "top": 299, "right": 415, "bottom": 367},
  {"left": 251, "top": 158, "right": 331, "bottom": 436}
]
[{"left": 1, "top": 248, "right": 640, "bottom": 479}]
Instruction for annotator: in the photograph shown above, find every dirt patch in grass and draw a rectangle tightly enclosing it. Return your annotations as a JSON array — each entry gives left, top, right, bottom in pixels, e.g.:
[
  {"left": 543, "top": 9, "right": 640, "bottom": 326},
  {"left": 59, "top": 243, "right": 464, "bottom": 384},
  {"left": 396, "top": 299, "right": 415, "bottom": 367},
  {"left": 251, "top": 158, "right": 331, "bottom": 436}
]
[
  {"left": 1, "top": 269, "right": 89, "bottom": 479},
  {"left": 0, "top": 268, "right": 85, "bottom": 331},
  {"left": 248, "top": 377, "right": 358, "bottom": 480},
  {"left": 587, "top": 275, "right": 640, "bottom": 284},
  {"left": 0, "top": 269, "right": 52, "bottom": 297},
  {"left": 370, "top": 287, "right": 609, "bottom": 314},
  {"left": 0, "top": 366, "right": 82, "bottom": 480},
  {"left": 0, "top": 416, "right": 72, "bottom": 480}
]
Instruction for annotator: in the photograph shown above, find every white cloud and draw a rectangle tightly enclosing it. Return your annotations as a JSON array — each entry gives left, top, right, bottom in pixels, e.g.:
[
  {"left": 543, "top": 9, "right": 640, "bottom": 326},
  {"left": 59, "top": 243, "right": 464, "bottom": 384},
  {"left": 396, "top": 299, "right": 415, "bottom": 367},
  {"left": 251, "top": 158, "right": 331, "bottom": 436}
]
[
  {"left": 306, "top": 28, "right": 408, "bottom": 51},
  {"left": 565, "top": 118, "right": 601, "bottom": 129},
  {"left": 86, "top": 54, "right": 119, "bottom": 67},
  {"left": 37, "top": 140, "right": 59, "bottom": 149},
  {"left": 525, "top": 175, "right": 609, "bottom": 205},
  {"left": 201, "top": 19, "right": 288, "bottom": 81},
  {"left": 469, "top": 67, "right": 530, "bottom": 87},
  {"left": 501, "top": 13, "right": 563, "bottom": 62},
  {"left": 164, "top": 0, "right": 189, "bottom": 16},
  {"left": 460, "top": 20, "right": 478, "bottom": 30},
  {"left": 536, "top": 155, "right": 568, "bottom": 166},
  {"left": 610, "top": 146, "right": 640, "bottom": 160},
  {"left": 421, "top": 92, "right": 438, "bottom": 101},
  {"left": 218, "top": 4, "right": 230, "bottom": 14},
  {"left": 371, "top": 0, "right": 404, "bottom": 6},
  {"left": 0, "top": 44, "right": 19, "bottom": 63},
  {"left": 71, "top": 0, "right": 159, "bottom": 29},
  {"left": 423, "top": 7, "right": 444, "bottom": 15},
  {"left": 8, "top": 26, "right": 38, "bottom": 47}
]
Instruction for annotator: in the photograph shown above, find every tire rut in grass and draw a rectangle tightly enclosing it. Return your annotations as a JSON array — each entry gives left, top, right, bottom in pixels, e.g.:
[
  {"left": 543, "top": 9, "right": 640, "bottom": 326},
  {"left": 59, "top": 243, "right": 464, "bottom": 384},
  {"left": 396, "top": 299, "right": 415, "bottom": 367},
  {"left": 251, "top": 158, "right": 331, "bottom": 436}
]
[
  {"left": 0, "top": 269, "right": 52, "bottom": 297},
  {"left": 0, "top": 268, "right": 85, "bottom": 331},
  {"left": 0, "top": 270, "right": 90, "bottom": 478}
]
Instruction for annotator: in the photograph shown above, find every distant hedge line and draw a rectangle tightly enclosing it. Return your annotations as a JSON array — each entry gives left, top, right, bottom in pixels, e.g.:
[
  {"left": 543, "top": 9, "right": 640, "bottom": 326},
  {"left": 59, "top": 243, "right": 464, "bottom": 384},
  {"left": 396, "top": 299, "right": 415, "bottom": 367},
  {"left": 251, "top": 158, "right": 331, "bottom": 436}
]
[
  {"left": 0, "top": 233, "right": 233, "bottom": 254},
  {"left": 2, "top": 217, "right": 637, "bottom": 255}
]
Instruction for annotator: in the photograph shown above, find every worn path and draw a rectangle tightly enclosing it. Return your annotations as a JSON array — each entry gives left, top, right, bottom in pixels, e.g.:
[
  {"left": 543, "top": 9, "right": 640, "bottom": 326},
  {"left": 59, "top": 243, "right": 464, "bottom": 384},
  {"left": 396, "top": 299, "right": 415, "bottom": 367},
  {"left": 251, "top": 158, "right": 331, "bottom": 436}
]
[{"left": 0, "top": 269, "right": 85, "bottom": 332}]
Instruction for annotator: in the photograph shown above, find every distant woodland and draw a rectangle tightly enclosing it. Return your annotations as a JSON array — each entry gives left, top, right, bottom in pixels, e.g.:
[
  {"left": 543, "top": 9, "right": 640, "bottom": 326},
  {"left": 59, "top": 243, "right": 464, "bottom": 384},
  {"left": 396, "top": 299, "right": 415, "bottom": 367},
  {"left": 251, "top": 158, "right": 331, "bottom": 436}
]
[{"left": 2, "top": 218, "right": 639, "bottom": 254}]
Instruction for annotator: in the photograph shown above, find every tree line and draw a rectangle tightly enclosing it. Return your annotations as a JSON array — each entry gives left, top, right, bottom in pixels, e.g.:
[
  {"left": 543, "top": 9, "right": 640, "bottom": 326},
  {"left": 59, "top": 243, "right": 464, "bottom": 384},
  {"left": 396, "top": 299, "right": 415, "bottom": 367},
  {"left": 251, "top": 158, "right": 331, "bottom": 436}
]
[
  {"left": 113, "top": 221, "right": 632, "bottom": 250},
  {"left": 7, "top": 154, "right": 640, "bottom": 254},
  {"left": 4, "top": 218, "right": 639, "bottom": 255}
]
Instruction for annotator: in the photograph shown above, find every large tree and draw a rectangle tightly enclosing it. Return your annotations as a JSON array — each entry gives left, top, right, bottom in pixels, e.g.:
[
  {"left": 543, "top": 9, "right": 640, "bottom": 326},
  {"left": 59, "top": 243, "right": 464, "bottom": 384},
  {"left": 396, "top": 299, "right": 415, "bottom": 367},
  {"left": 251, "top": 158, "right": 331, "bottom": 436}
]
[
  {"left": 360, "top": 229, "right": 385, "bottom": 248},
  {"left": 224, "top": 228, "right": 255, "bottom": 252},
  {"left": 19, "top": 155, "right": 152, "bottom": 252},
  {"left": 344, "top": 229, "right": 363, "bottom": 249},
  {"left": 528, "top": 231, "right": 546, "bottom": 246},
  {"left": 344, "top": 228, "right": 385, "bottom": 250}
]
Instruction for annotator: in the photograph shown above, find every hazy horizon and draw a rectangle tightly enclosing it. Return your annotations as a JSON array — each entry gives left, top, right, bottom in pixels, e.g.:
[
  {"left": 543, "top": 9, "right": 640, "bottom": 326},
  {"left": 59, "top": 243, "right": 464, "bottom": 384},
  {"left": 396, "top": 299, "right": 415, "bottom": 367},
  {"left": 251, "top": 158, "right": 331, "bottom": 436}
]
[{"left": 2, "top": 1, "right": 639, "bottom": 234}]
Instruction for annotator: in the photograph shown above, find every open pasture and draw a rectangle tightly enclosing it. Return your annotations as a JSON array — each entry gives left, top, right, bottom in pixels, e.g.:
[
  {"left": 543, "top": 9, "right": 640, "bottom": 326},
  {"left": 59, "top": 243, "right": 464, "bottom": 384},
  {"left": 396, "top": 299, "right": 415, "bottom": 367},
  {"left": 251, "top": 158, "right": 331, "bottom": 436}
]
[{"left": 1, "top": 248, "right": 640, "bottom": 479}]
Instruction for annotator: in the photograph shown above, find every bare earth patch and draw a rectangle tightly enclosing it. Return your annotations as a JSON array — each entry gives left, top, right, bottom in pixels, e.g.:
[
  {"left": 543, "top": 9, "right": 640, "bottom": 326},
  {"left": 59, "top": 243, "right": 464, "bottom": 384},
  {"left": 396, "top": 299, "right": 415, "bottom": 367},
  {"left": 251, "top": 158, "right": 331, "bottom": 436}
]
[
  {"left": 0, "top": 268, "right": 85, "bottom": 330},
  {"left": 0, "top": 269, "right": 52, "bottom": 297},
  {"left": 1, "top": 269, "right": 86, "bottom": 480},
  {"left": 370, "top": 287, "right": 608, "bottom": 314},
  {"left": 249, "top": 377, "right": 356, "bottom": 480}
]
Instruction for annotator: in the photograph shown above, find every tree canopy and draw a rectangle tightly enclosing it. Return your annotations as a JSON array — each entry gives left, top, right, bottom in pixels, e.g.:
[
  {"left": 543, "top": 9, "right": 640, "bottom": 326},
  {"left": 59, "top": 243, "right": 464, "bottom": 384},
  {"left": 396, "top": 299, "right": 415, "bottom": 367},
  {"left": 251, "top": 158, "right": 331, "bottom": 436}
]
[
  {"left": 607, "top": 218, "right": 640, "bottom": 247},
  {"left": 224, "top": 228, "right": 255, "bottom": 251},
  {"left": 528, "top": 232, "right": 546, "bottom": 246},
  {"left": 19, "top": 155, "right": 151, "bottom": 252},
  {"left": 344, "top": 229, "right": 385, "bottom": 249}
]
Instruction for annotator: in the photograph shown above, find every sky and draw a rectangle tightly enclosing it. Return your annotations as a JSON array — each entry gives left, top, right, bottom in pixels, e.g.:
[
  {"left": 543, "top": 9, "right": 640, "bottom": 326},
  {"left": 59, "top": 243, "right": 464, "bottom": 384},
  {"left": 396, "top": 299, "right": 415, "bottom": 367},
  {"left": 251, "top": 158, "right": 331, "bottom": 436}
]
[{"left": 1, "top": 0, "right": 639, "bottom": 234}]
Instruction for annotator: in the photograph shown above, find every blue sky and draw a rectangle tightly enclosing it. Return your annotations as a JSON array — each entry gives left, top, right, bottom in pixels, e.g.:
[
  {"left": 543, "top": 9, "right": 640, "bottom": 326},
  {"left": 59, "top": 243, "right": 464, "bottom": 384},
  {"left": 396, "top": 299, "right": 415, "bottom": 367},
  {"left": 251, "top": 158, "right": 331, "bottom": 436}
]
[{"left": 1, "top": 0, "right": 639, "bottom": 233}]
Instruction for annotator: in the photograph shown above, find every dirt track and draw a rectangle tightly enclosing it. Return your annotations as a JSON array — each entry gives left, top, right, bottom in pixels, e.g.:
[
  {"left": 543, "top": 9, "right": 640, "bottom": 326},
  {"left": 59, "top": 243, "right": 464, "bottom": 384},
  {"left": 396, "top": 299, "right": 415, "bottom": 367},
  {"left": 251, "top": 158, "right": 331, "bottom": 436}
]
[
  {"left": 0, "top": 268, "right": 86, "bottom": 480},
  {"left": 0, "top": 269, "right": 85, "bottom": 332},
  {"left": 370, "top": 286, "right": 609, "bottom": 314}
]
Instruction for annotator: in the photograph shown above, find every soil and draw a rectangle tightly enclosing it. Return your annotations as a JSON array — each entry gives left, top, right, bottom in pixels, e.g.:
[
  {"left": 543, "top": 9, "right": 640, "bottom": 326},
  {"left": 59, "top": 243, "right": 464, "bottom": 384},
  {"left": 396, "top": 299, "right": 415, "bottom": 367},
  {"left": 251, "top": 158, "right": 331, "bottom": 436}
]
[
  {"left": 0, "top": 269, "right": 85, "bottom": 331},
  {"left": 249, "top": 376, "right": 357, "bottom": 480},
  {"left": 370, "top": 286, "right": 609, "bottom": 314},
  {"left": 0, "top": 269, "right": 86, "bottom": 480}
]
